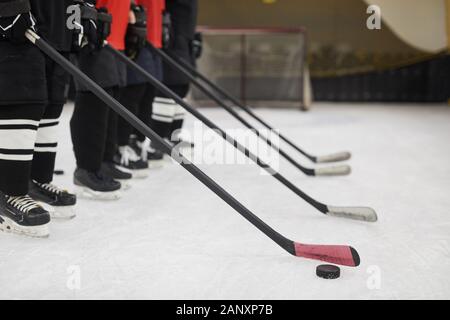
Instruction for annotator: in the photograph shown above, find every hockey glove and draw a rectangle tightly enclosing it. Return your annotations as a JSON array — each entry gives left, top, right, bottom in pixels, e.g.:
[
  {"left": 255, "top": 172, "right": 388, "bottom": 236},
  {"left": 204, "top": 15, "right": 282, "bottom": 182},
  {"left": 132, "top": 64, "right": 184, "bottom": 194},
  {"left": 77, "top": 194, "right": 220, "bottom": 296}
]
[
  {"left": 96, "top": 7, "right": 112, "bottom": 49},
  {"left": 191, "top": 32, "right": 203, "bottom": 60},
  {"left": 162, "top": 11, "right": 172, "bottom": 50},
  {"left": 71, "top": 0, "right": 98, "bottom": 52},
  {"left": 125, "top": 4, "right": 147, "bottom": 60}
]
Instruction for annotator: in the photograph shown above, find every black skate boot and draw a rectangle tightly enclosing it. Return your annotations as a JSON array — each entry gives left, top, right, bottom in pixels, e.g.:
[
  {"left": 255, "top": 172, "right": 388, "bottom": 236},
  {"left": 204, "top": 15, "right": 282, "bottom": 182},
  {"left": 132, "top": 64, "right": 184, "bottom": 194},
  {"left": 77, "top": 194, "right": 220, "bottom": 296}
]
[
  {"left": 100, "top": 162, "right": 132, "bottom": 190},
  {"left": 113, "top": 145, "right": 149, "bottom": 179},
  {"left": 0, "top": 192, "right": 50, "bottom": 238},
  {"left": 74, "top": 168, "right": 122, "bottom": 200},
  {"left": 130, "top": 137, "right": 165, "bottom": 169},
  {"left": 29, "top": 180, "right": 77, "bottom": 220}
]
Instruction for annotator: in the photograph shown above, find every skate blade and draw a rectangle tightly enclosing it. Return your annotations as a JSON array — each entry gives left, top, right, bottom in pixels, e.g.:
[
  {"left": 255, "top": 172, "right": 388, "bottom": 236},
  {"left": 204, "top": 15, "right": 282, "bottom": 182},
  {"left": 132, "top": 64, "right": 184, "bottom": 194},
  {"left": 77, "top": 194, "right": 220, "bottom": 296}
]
[
  {"left": 0, "top": 217, "right": 50, "bottom": 238},
  {"left": 115, "top": 165, "right": 150, "bottom": 179},
  {"left": 118, "top": 180, "right": 132, "bottom": 191},
  {"left": 148, "top": 159, "right": 165, "bottom": 169},
  {"left": 130, "top": 169, "right": 150, "bottom": 179},
  {"left": 38, "top": 202, "right": 76, "bottom": 220},
  {"left": 113, "top": 165, "right": 133, "bottom": 175},
  {"left": 74, "top": 186, "right": 122, "bottom": 201},
  {"left": 111, "top": 166, "right": 135, "bottom": 187}
]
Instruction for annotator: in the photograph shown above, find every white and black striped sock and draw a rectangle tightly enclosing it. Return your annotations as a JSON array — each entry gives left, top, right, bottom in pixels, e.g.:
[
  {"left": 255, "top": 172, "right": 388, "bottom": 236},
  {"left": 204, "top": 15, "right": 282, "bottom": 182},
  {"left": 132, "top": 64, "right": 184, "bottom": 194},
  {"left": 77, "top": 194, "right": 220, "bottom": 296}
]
[
  {"left": 0, "top": 104, "right": 44, "bottom": 196},
  {"left": 0, "top": 118, "right": 38, "bottom": 162}
]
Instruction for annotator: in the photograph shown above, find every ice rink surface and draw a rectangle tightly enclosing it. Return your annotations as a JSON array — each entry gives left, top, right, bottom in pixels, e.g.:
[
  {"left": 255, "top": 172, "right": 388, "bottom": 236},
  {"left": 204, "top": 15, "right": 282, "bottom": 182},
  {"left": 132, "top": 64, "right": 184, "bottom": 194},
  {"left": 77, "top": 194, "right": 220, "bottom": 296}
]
[{"left": 1, "top": 102, "right": 449, "bottom": 300}]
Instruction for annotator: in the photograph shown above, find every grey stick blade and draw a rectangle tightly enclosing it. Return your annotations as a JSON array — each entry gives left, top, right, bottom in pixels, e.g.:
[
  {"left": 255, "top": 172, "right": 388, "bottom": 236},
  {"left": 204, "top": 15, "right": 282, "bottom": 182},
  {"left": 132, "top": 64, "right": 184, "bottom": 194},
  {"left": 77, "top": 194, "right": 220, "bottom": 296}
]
[
  {"left": 316, "top": 151, "right": 352, "bottom": 163},
  {"left": 327, "top": 206, "right": 378, "bottom": 222},
  {"left": 314, "top": 165, "right": 351, "bottom": 176}
]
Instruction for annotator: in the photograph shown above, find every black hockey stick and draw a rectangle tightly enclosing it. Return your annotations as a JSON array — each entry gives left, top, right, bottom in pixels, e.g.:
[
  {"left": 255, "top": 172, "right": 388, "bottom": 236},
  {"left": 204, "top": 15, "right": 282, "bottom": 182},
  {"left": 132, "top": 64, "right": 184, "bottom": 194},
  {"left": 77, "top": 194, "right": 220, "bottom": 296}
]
[
  {"left": 162, "top": 46, "right": 351, "bottom": 164},
  {"left": 25, "top": 29, "right": 361, "bottom": 267},
  {"left": 149, "top": 44, "right": 350, "bottom": 177},
  {"left": 107, "top": 44, "right": 377, "bottom": 223}
]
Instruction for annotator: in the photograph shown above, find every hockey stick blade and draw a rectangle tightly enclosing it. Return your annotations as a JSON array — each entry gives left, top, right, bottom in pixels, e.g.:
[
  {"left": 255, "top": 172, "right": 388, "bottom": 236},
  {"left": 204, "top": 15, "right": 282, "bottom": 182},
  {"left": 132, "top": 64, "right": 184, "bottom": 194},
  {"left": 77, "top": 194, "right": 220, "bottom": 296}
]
[
  {"left": 314, "top": 165, "right": 351, "bottom": 176},
  {"left": 294, "top": 243, "right": 360, "bottom": 267},
  {"left": 315, "top": 151, "right": 352, "bottom": 164},
  {"left": 326, "top": 206, "right": 378, "bottom": 222}
]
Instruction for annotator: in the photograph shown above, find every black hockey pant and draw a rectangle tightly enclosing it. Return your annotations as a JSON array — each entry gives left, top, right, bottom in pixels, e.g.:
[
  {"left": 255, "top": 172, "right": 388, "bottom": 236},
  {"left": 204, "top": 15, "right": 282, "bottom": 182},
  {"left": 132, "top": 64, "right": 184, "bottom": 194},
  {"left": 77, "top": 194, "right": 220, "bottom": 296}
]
[
  {"left": 117, "top": 83, "right": 156, "bottom": 146},
  {"left": 70, "top": 88, "right": 120, "bottom": 172}
]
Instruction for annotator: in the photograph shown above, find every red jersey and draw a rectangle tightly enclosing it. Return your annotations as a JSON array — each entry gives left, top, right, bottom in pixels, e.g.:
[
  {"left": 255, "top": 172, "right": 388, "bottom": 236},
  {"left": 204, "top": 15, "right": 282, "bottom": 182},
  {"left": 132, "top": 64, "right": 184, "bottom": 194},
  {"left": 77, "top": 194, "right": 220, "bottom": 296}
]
[
  {"left": 136, "top": 0, "right": 165, "bottom": 48},
  {"left": 96, "top": 0, "right": 131, "bottom": 50}
]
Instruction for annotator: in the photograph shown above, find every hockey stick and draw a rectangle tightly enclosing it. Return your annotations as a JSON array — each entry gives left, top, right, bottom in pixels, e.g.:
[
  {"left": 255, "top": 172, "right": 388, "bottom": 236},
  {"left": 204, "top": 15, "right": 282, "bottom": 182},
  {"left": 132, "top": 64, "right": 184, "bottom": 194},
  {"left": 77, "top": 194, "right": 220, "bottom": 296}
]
[
  {"left": 162, "top": 46, "right": 351, "bottom": 164},
  {"left": 149, "top": 44, "right": 350, "bottom": 177},
  {"left": 107, "top": 44, "right": 377, "bottom": 223},
  {"left": 25, "top": 29, "right": 361, "bottom": 267}
]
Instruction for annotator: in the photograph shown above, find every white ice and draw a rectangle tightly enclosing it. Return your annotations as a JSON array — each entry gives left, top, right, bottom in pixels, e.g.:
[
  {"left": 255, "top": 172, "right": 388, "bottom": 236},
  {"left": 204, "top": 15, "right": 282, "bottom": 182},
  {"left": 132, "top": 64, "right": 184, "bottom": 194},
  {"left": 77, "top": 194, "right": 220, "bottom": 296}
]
[{"left": 1, "top": 102, "right": 449, "bottom": 300}]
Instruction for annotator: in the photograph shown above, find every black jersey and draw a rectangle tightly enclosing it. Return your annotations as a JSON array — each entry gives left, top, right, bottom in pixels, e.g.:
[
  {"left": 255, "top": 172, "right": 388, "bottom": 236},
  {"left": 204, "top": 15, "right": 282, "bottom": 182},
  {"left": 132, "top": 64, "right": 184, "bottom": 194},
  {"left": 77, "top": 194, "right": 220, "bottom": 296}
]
[
  {"left": 0, "top": 0, "right": 31, "bottom": 17},
  {"left": 163, "top": 0, "right": 198, "bottom": 86},
  {"left": 30, "top": 0, "right": 74, "bottom": 52},
  {"left": 166, "top": 0, "right": 198, "bottom": 44}
]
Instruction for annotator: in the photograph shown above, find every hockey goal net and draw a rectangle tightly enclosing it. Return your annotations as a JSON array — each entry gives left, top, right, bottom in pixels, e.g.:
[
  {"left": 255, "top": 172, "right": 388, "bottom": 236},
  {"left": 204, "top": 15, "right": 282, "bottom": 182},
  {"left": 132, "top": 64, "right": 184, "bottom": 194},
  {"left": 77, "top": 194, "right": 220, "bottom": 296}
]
[{"left": 191, "top": 27, "right": 312, "bottom": 109}]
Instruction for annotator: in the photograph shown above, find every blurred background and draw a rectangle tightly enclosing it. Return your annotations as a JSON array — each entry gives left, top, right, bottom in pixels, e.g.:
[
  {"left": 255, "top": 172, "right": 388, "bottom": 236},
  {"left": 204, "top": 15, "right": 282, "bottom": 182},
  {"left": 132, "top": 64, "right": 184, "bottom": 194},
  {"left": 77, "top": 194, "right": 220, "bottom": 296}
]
[{"left": 191, "top": 0, "right": 450, "bottom": 108}]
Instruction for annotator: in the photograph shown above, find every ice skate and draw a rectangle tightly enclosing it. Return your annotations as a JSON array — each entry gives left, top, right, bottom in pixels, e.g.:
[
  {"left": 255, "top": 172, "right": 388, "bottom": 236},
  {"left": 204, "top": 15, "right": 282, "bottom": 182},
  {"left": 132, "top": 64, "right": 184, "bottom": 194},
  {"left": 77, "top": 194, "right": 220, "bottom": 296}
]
[
  {"left": 100, "top": 162, "right": 132, "bottom": 191},
  {"left": 0, "top": 193, "right": 50, "bottom": 238},
  {"left": 114, "top": 145, "right": 150, "bottom": 179},
  {"left": 29, "top": 181, "right": 77, "bottom": 220},
  {"left": 130, "top": 137, "right": 165, "bottom": 169},
  {"left": 73, "top": 168, "right": 122, "bottom": 201}
]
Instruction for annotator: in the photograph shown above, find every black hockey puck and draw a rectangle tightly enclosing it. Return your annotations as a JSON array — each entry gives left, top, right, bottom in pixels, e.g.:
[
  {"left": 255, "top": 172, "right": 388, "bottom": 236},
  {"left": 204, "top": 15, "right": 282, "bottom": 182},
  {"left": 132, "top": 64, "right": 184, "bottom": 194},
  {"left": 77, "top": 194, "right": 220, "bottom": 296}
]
[
  {"left": 316, "top": 264, "right": 340, "bottom": 279},
  {"left": 54, "top": 170, "right": 65, "bottom": 175}
]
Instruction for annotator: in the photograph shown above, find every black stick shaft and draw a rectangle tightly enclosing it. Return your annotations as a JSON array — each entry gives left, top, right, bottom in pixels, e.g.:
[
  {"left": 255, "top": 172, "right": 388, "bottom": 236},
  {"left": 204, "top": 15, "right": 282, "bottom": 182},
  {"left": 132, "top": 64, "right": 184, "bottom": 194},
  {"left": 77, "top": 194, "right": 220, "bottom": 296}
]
[
  {"left": 107, "top": 45, "right": 327, "bottom": 213},
  {"left": 150, "top": 44, "right": 316, "bottom": 174},
  {"left": 166, "top": 47, "right": 317, "bottom": 162},
  {"left": 26, "top": 31, "right": 295, "bottom": 255}
]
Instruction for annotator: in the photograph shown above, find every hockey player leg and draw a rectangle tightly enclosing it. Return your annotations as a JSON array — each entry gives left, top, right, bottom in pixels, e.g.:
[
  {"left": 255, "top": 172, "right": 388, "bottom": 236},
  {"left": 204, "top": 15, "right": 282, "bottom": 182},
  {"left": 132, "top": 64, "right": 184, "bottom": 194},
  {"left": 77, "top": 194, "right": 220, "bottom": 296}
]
[
  {"left": 130, "top": 86, "right": 165, "bottom": 168},
  {"left": 31, "top": 102, "right": 76, "bottom": 219},
  {"left": 171, "top": 104, "right": 194, "bottom": 151},
  {"left": 114, "top": 84, "right": 150, "bottom": 180},
  {"left": 124, "top": 95, "right": 176, "bottom": 170},
  {"left": 167, "top": 85, "right": 194, "bottom": 150},
  {"left": 0, "top": 104, "right": 50, "bottom": 237},
  {"left": 70, "top": 91, "right": 122, "bottom": 201},
  {"left": 30, "top": 56, "right": 77, "bottom": 219},
  {"left": 104, "top": 99, "right": 139, "bottom": 185}
]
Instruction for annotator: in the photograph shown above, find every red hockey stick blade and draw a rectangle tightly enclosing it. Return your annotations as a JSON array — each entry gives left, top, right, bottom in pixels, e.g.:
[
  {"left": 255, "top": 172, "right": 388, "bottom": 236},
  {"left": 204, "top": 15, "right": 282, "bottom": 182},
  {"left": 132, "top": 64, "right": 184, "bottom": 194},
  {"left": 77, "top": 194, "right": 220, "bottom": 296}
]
[{"left": 294, "top": 243, "right": 360, "bottom": 267}]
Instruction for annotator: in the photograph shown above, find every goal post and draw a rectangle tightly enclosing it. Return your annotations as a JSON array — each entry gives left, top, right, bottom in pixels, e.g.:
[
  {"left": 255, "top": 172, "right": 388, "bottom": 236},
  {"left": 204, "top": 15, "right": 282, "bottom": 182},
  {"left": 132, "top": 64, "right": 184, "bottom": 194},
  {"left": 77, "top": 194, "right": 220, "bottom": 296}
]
[{"left": 191, "top": 27, "right": 313, "bottom": 110}]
